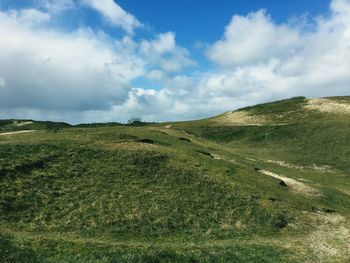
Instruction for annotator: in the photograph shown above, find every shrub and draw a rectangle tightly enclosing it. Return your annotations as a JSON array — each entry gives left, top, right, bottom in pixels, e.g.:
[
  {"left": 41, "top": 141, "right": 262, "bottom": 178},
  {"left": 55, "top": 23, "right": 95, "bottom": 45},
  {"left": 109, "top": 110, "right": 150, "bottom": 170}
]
[{"left": 127, "top": 117, "right": 143, "bottom": 126}]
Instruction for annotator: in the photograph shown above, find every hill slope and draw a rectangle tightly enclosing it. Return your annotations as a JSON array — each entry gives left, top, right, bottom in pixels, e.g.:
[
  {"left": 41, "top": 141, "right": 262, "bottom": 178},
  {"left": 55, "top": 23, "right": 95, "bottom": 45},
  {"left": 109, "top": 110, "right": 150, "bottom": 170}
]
[{"left": 0, "top": 96, "right": 349, "bottom": 262}]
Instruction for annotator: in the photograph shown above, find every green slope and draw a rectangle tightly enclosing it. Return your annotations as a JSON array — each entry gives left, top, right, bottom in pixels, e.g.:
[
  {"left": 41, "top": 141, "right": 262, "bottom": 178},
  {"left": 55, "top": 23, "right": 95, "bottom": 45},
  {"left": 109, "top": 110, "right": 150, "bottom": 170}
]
[{"left": 0, "top": 96, "right": 349, "bottom": 262}]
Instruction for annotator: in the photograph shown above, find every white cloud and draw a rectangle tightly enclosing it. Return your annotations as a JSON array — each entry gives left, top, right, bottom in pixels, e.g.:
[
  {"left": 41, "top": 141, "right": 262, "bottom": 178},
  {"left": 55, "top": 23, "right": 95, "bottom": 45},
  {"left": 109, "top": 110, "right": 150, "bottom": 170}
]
[
  {"left": 0, "top": 7, "right": 194, "bottom": 123},
  {"left": 146, "top": 69, "right": 166, "bottom": 81},
  {"left": 202, "top": 0, "right": 350, "bottom": 104},
  {"left": 0, "top": 9, "right": 144, "bottom": 112},
  {"left": 36, "top": 0, "right": 76, "bottom": 13},
  {"left": 158, "top": 48, "right": 195, "bottom": 72},
  {"left": 140, "top": 32, "right": 176, "bottom": 55},
  {"left": 81, "top": 0, "right": 142, "bottom": 34},
  {"left": 140, "top": 32, "right": 196, "bottom": 72},
  {"left": 1, "top": 8, "right": 51, "bottom": 26},
  {"left": 331, "top": 0, "right": 350, "bottom": 15},
  {"left": 206, "top": 10, "right": 300, "bottom": 67}
]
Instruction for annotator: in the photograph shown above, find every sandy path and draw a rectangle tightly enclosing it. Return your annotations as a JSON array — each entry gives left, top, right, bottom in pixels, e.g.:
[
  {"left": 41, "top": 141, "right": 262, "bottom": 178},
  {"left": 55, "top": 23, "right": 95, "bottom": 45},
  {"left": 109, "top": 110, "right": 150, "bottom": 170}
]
[
  {"left": 259, "top": 170, "right": 320, "bottom": 196},
  {"left": 0, "top": 130, "right": 37, "bottom": 136}
]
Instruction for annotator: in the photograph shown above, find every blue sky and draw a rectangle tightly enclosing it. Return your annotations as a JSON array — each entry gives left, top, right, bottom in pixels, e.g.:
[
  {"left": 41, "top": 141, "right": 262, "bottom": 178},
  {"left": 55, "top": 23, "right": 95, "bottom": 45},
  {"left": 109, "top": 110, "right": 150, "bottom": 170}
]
[
  {"left": 121, "top": 0, "right": 330, "bottom": 40},
  {"left": 0, "top": 0, "right": 349, "bottom": 123},
  {"left": 0, "top": 1, "right": 331, "bottom": 45}
]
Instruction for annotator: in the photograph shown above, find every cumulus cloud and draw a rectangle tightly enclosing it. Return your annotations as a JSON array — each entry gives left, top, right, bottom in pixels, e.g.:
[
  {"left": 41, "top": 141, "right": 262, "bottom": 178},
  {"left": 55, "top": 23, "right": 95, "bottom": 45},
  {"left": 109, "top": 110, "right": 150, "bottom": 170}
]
[
  {"left": 206, "top": 10, "right": 300, "bottom": 67},
  {"left": 140, "top": 32, "right": 176, "bottom": 56},
  {"left": 140, "top": 32, "right": 196, "bottom": 72},
  {"left": 81, "top": 0, "right": 142, "bottom": 34},
  {"left": 0, "top": 6, "right": 195, "bottom": 123},
  {"left": 0, "top": 9, "right": 144, "bottom": 112},
  {"left": 202, "top": 0, "right": 350, "bottom": 103}
]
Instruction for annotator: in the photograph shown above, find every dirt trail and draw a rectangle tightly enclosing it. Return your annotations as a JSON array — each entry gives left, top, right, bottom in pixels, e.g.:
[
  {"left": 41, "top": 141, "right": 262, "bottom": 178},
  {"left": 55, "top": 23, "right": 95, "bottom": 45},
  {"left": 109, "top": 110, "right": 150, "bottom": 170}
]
[
  {"left": 259, "top": 170, "right": 320, "bottom": 196},
  {"left": 267, "top": 159, "right": 335, "bottom": 173},
  {"left": 211, "top": 153, "right": 239, "bottom": 165},
  {"left": 0, "top": 130, "right": 36, "bottom": 136}
]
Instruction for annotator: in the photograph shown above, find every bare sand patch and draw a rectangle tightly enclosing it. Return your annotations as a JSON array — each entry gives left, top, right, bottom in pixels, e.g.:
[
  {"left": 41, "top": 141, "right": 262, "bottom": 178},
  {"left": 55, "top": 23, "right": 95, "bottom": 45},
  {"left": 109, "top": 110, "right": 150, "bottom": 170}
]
[
  {"left": 306, "top": 212, "right": 350, "bottom": 261},
  {"left": 213, "top": 111, "right": 267, "bottom": 126},
  {"left": 305, "top": 98, "right": 350, "bottom": 114},
  {"left": 311, "top": 164, "right": 334, "bottom": 173},
  {"left": 14, "top": 121, "right": 33, "bottom": 127}
]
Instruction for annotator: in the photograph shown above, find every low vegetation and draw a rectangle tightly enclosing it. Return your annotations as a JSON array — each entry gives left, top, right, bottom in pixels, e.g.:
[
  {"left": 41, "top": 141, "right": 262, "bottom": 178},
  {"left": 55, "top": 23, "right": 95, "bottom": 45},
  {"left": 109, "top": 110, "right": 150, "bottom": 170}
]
[{"left": 0, "top": 96, "right": 349, "bottom": 262}]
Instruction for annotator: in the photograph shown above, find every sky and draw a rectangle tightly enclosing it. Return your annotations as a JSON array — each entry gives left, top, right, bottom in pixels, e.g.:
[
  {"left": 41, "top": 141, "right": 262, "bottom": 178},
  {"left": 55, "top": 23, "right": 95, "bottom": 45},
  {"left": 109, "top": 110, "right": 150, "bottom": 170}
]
[{"left": 0, "top": 0, "right": 349, "bottom": 124}]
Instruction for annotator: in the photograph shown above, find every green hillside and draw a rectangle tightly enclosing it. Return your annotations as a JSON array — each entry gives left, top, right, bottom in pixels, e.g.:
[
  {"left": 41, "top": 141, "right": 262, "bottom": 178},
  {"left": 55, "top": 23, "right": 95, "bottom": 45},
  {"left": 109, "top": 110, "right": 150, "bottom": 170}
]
[{"left": 0, "top": 96, "right": 349, "bottom": 262}]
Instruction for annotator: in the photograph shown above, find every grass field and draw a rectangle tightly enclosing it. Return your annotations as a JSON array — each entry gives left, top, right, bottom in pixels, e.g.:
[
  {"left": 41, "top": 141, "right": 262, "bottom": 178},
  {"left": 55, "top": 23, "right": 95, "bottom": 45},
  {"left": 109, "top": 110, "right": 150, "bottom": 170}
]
[{"left": 1, "top": 96, "right": 349, "bottom": 262}]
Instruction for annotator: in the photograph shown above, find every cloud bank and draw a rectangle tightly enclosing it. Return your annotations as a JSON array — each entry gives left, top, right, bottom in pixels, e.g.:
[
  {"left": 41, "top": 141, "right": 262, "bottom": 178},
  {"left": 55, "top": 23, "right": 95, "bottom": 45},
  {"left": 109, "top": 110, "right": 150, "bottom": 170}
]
[
  {"left": 0, "top": 0, "right": 350, "bottom": 123},
  {"left": 0, "top": 9, "right": 144, "bottom": 112},
  {"left": 203, "top": 0, "right": 350, "bottom": 102}
]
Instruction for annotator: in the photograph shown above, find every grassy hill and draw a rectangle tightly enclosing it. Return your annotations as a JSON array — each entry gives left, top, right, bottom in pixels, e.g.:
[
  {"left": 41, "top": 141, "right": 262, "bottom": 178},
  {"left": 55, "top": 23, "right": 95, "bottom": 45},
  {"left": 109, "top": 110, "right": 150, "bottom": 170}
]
[{"left": 0, "top": 96, "right": 349, "bottom": 262}]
